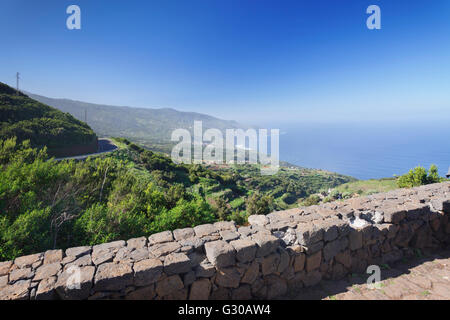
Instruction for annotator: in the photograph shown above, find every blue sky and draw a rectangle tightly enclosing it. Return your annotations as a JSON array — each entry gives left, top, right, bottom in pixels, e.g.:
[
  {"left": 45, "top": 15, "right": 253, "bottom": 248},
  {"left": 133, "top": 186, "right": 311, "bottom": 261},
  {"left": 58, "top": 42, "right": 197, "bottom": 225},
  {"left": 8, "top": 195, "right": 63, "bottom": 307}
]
[{"left": 1, "top": 0, "right": 449, "bottom": 124}]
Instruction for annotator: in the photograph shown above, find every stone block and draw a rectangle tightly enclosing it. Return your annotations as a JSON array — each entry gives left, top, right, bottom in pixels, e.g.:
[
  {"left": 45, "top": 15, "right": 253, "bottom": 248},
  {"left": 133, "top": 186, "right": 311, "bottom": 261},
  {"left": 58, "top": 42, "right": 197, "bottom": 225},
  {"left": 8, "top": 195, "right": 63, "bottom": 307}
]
[
  {"left": 194, "top": 224, "right": 218, "bottom": 237},
  {"left": 189, "top": 278, "right": 211, "bottom": 300},
  {"left": 55, "top": 266, "right": 95, "bottom": 300},
  {"left": 204, "top": 240, "right": 235, "bottom": 268},
  {"left": 215, "top": 267, "right": 241, "bottom": 288},
  {"left": 134, "top": 258, "right": 163, "bottom": 286},
  {"left": 173, "top": 228, "right": 195, "bottom": 241},
  {"left": 230, "top": 238, "right": 257, "bottom": 263},
  {"left": 252, "top": 232, "right": 279, "bottom": 257},
  {"left": 148, "top": 231, "right": 173, "bottom": 245},
  {"left": 94, "top": 263, "right": 133, "bottom": 291},
  {"left": 163, "top": 252, "right": 192, "bottom": 275}
]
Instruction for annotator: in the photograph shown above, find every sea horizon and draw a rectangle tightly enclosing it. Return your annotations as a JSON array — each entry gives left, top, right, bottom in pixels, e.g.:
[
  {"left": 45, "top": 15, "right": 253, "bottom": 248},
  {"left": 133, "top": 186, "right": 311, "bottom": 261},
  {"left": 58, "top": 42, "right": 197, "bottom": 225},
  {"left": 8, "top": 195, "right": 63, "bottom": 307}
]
[{"left": 259, "top": 120, "right": 450, "bottom": 180}]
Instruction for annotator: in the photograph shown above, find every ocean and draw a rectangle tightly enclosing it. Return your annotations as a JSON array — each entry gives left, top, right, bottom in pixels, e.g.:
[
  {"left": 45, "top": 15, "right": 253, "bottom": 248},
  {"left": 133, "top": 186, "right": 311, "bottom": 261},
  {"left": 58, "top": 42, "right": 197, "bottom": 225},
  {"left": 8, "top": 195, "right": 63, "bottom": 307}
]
[{"left": 272, "top": 121, "right": 450, "bottom": 180}]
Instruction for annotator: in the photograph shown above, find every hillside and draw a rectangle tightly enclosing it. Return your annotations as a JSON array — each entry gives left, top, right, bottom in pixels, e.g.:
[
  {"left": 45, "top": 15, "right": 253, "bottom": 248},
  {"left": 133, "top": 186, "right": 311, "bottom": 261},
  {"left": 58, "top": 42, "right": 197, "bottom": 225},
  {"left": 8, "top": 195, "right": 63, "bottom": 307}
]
[
  {"left": 0, "top": 135, "right": 354, "bottom": 260},
  {"left": 26, "top": 92, "right": 247, "bottom": 149},
  {"left": 0, "top": 83, "right": 97, "bottom": 157}
]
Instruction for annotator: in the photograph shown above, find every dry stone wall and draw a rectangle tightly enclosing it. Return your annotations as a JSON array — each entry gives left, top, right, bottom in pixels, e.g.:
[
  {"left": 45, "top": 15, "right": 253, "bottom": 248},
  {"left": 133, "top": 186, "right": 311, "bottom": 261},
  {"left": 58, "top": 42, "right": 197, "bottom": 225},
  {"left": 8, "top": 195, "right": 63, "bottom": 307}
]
[{"left": 1, "top": 182, "right": 449, "bottom": 300}]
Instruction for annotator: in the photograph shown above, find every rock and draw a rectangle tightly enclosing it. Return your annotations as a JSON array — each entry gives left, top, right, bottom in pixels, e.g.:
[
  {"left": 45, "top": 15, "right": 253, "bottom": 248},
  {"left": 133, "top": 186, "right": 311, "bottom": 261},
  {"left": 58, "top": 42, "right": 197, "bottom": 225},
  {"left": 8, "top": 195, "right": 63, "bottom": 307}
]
[
  {"left": 183, "top": 270, "right": 196, "bottom": 286},
  {"left": 331, "top": 263, "right": 346, "bottom": 280},
  {"left": 232, "top": 285, "right": 252, "bottom": 300},
  {"left": 173, "top": 228, "right": 195, "bottom": 241},
  {"left": 277, "top": 247, "right": 290, "bottom": 273},
  {"left": 92, "top": 241, "right": 125, "bottom": 265},
  {"left": 288, "top": 272, "right": 305, "bottom": 292},
  {"left": 280, "top": 228, "right": 297, "bottom": 246},
  {"left": 149, "top": 241, "right": 181, "bottom": 257},
  {"left": 189, "top": 278, "right": 211, "bottom": 300},
  {"left": 164, "top": 253, "right": 192, "bottom": 275},
  {"left": 297, "top": 223, "right": 324, "bottom": 246},
  {"left": 129, "top": 248, "right": 150, "bottom": 262},
  {"left": 321, "top": 220, "right": 339, "bottom": 242},
  {"left": 335, "top": 250, "right": 352, "bottom": 269},
  {"left": 14, "top": 253, "right": 43, "bottom": 269},
  {"left": 237, "top": 226, "right": 253, "bottom": 237},
  {"left": 349, "top": 228, "right": 363, "bottom": 251},
  {"left": 204, "top": 240, "right": 235, "bottom": 268},
  {"left": 230, "top": 238, "right": 257, "bottom": 263},
  {"left": 163, "top": 288, "right": 188, "bottom": 300},
  {"left": 383, "top": 207, "right": 406, "bottom": 224},
  {"left": 214, "top": 221, "right": 237, "bottom": 231},
  {"left": 303, "top": 270, "right": 322, "bottom": 287},
  {"left": 195, "top": 260, "right": 216, "bottom": 278},
  {"left": 411, "top": 225, "right": 432, "bottom": 248},
  {"left": 114, "top": 247, "right": 148, "bottom": 263},
  {"left": 35, "top": 276, "right": 57, "bottom": 300},
  {"left": 125, "top": 285, "right": 156, "bottom": 300},
  {"left": 179, "top": 237, "right": 205, "bottom": 250},
  {"left": 34, "top": 263, "right": 61, "bottom": 281},
  {"left": 261, "top": 253, "right": 280, "bottom": 276},
  {"left": 306, "top": 250, "right": 322, "bottom": 272},
  {"left": 304, "top": 240, "right": 324, "bottom": 254},
  {"left": 241, "top": 261, "right": 259, "bottom": 284},
  {"left": 155, "top": 275, "right": 184, "bottom": 297},
  {"left": 9, "top": 268, "right": 34, "bottom": 282},
  {"left": 215, "top": 267, "right": 241, "bottom": 288},
  {"left": 404, "top": 203, "right": 429, "bottom": 221},
  {"left": 443, "top": 199, "right": 450, "bottom": 213},
  {"left": 55, "top": 266, "right": 95, "bottom": 300},
  {"left": 247, "top": 215, "right": 269, "bottom": 226},
  {"left": 43, "top": 250, "right": 63, "bottom": 264},
  {"left": 265, "top": 275, "right": 287, "bottom": 299},
  {"left": 220, "top": 230, "right": 240, "bottom": 242},
  {"left": 210, "top": 287, "right": 231, "bottom": 300},
  {"left": 148, "top": 231, "right": 173, "bottom": 245},
  {"left": 94, "top": 263, "right": 133, "bottom": 291},
  {"left": 361, "top": 211, "right": 384, "bottom": 224},
  {"left": 133, "top": 258, "right": 163, "bottom": 286},
  {"left": 323, "top": 237, "right": 348, "bottom": 261},
  {"left": 0, "top": 275, "right": 7, "bottom": 288},
  {"left": 382, "top": 250, "right": 403, "bottom": 264},
  {"left": 65, "top": 246, "right": 91, "bottom": 258},
  {"left": 394, "top": 224, "right": 414, "bottom": 247},
  {"left": 252, "top": 233, "right": 279, "bottom": 257},
  {"left": 127, "top": 237, "right": 147, "bottom": 249},
  {"left": 64, "top": 254, "right": 92, "bottom": 270},
  {"left": 194, "top": 224, "right": 218, "bottom": 238},
  {"left": 0, "top": 261, "right": 12, "bottom": 276},
  {"left": 0, "top": 280, "right": 30, "bottom": 300},
  {"left": 294, "top": 253, "right": 306, "bottom": 272}
]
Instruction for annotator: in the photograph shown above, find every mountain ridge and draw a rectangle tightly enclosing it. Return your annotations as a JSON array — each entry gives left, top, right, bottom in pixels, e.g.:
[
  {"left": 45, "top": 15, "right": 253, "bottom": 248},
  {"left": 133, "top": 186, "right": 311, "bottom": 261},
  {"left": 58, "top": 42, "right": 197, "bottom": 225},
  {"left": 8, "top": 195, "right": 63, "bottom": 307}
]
[
  {"left": 0, "top": 83, "right": 97, "bottom": 157},
  {"left": 26, "top": 92, "right": 248, "bottom": 147}
]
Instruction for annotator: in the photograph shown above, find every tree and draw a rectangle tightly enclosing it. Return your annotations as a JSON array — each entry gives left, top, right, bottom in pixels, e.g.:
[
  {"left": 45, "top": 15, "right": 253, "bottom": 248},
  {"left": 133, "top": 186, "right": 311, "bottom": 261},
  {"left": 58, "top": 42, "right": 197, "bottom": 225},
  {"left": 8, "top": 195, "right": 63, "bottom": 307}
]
[
  {"left": 397, "top": 164, "right": 442, "bottom": 188},
  {"left": 246, "top": 192, "right": 274, "bottom": 215}
]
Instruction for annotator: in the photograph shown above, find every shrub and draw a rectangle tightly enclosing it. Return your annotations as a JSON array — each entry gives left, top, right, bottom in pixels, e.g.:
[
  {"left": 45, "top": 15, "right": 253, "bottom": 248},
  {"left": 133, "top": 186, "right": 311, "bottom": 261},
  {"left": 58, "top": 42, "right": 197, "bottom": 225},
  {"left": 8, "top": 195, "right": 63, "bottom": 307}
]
[{"left": 397, "top": 164, "right": 442, "bottom": 188}]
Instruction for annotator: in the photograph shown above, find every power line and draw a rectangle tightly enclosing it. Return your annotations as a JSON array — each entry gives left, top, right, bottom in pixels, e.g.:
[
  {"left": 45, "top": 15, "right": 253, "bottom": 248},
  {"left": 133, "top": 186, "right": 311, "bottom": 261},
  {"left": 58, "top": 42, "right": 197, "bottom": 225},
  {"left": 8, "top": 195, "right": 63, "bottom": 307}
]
[{"left": 16, "top": 72, "right": 20, "bottom": 93}]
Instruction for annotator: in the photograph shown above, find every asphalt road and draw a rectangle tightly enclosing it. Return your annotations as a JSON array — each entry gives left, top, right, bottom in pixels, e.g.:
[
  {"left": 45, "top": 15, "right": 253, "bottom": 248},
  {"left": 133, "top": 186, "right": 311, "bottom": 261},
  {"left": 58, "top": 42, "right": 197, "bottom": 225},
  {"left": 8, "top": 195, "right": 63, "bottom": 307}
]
[{"left": 54, "top": 138, "right": 118, "bottom": 161}]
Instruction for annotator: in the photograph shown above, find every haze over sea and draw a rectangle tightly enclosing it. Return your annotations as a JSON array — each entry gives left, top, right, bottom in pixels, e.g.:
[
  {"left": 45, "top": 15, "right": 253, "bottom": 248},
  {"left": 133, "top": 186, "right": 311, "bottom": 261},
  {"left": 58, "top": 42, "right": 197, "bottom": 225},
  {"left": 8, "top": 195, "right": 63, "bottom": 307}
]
[{"left": 269, "top": 120, "right": 450, "bottom": 180}]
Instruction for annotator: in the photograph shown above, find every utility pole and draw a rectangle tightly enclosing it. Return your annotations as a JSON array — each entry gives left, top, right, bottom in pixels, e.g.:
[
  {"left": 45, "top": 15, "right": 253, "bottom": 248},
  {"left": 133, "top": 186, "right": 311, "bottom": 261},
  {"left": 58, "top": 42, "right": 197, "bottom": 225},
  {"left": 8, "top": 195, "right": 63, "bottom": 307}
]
[
  {"left": 16, "top": 72, "right": 20, "bottom": 94},
  {"left": 84, "top": 108, "right": 87, "bottom": 123}
]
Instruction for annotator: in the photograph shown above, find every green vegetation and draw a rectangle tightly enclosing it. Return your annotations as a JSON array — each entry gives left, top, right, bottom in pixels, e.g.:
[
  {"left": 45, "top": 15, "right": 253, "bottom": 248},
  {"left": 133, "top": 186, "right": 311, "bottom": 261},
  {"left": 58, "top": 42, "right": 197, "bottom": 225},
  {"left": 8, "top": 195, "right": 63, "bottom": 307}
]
[
  {"left": 0, "top": 84, "right": 356, "bottom": 260},
  {"left": 0, "top": 136, "right": 354, "bottom": 260},
  {"left": 332, "top": 178, "right": 398, "bottom": 197},
  {"left": 0, "top": 83, "right": 96, "bottom": 156},
  {"left": 396, "top": 164, "right": 442, "bottom": 188}
]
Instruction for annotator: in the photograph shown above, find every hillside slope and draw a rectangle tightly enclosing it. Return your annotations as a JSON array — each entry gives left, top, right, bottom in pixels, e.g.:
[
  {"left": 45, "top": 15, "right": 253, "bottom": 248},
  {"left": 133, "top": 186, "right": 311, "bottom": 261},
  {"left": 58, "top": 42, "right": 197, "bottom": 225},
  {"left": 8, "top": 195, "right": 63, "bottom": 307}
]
[
  {"left": 27, "top": 92, "right": 247, "bottom": 148},
  {"left": 0, "top": 83, "right": 97, "bottom": 157}
]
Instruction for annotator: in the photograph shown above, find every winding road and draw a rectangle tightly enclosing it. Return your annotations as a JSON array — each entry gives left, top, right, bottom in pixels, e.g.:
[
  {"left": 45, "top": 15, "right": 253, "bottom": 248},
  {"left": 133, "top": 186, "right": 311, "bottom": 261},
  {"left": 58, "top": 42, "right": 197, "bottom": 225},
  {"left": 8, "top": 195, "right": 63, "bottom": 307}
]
[{"left": 54, "top": 138, "right": 118, "bottom": 161}]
